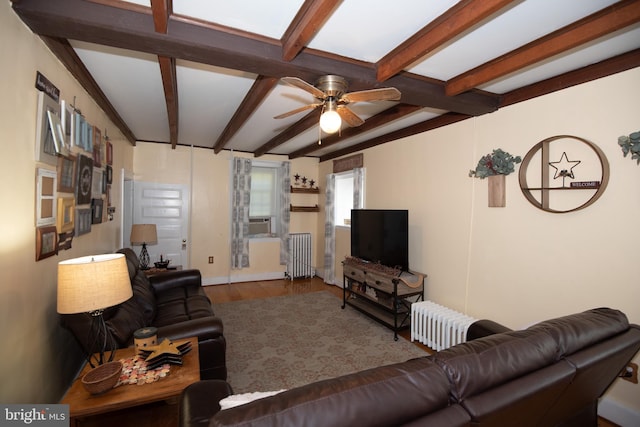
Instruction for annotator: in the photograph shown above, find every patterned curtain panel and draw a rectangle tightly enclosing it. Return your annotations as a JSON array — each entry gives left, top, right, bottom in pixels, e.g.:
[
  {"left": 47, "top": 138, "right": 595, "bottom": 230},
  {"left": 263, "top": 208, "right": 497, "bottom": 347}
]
[
  {"left": 279, "top": 161, "right": 291, "bottom": 265},
  {"left": 231, "top": 157, "right": 252, "bottom": 269},
  {"left": 353, "top": 167, "right": 364, "bottom": 209},
  {"left": 323, "top": 173, "right": 336, "bottom": 285}
]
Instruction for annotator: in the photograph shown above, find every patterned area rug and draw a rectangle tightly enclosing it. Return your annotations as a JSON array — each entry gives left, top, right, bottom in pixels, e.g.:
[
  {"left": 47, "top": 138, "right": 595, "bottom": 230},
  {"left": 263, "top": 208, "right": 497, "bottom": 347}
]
[{"left": 214, "top": 291, "right": 428, "bottom": 393}]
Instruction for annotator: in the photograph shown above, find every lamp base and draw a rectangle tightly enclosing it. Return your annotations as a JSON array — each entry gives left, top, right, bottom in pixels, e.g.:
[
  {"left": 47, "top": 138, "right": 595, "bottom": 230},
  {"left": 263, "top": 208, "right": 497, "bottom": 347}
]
[
  {"left": 87, "top": 310, "right": 118, "bottom": 368},
  {"left": 139, "top": 243, "right": 150, "bottom": 270}
]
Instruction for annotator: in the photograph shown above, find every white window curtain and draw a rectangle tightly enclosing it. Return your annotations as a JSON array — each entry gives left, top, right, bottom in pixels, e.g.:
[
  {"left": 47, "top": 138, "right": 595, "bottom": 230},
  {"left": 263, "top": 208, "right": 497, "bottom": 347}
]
[
  {"left": 324, "top": 168, "right": 365, "bottom": 285},
  {"left": 278, "top": 161, "right": 291, "bottom": 265},
  {"left": 323, "top": 173, "right": 336, "bottom": 284},
  {"left": 353, "top": 167, "right": 364, "bottom": 209},
  {"left": 231, "top": 157, "right": 252, "bottom": 269}
]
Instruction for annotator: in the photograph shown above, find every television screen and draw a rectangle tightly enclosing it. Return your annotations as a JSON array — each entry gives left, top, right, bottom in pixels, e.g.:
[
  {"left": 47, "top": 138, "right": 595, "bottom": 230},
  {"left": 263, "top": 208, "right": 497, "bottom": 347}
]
[{"left": 350, "top": 209, "right": 409, "bottom": 271}]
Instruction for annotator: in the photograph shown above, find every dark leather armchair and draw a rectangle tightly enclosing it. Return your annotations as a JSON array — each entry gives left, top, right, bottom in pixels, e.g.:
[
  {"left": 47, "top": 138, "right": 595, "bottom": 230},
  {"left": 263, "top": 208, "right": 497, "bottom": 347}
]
[{"left": 61, "top": 248, "right": 226, "bottom": 380}]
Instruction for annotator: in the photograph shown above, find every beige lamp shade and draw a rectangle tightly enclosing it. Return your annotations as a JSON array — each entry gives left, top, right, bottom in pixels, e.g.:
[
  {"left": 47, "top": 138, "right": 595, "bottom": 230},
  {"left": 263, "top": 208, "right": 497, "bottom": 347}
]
[
  {"left": 130, "top": 224, "right": 158, "bottom": 245},
  {"left": 57, "top": 254, "right": 133, "bottom": 314}
]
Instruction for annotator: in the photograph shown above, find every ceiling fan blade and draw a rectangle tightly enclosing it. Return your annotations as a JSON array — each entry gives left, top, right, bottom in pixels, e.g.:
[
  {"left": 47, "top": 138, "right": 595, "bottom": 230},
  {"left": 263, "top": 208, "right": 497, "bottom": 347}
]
[
  {"left": 273, "top": 103, "right": 322, "bottom": 119},
  {"left": 281, "top": 77, "right": 326, "bottom": 99},
  {"left": 341, "top": 87, "right": 401, "bottom": 103},
  {"left": 337, "top": 105, "right": 364, "bottom": 127}
]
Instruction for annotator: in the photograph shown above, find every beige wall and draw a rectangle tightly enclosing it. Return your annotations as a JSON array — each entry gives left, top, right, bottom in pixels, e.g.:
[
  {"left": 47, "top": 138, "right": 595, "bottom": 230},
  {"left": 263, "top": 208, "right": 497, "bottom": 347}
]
[
  {"left": 318, "top": 68, "right": 640, "bottom": 420},
  {"left": 1, "top": 3, "right": 134, "bottom": 403},
  {"left": 133, "top": 145, "right": 320, "bottom": 282}
]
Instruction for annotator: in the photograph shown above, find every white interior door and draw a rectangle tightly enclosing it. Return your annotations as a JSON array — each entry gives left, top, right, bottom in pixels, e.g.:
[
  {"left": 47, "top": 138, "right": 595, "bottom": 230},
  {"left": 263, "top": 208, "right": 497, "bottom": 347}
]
[{"left": 131, "top": 181, "right": 190, "bottom": 268}]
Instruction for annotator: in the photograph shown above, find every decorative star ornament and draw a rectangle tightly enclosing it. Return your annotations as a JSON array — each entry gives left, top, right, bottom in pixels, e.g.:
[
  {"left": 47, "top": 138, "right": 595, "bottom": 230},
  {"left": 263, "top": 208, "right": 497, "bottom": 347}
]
[
  {"left": 549, "top": 152, "right": 581, "bottom": 185},
  {"left": 142, "top": 339, "right": 189, "bottom": 360}
]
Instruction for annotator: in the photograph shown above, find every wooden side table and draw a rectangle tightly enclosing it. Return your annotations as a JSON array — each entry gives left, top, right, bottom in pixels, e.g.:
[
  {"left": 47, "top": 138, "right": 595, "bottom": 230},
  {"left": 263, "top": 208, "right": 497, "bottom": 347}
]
[{"left": 61, "top": 336, "right": 199, "bottom": 426}]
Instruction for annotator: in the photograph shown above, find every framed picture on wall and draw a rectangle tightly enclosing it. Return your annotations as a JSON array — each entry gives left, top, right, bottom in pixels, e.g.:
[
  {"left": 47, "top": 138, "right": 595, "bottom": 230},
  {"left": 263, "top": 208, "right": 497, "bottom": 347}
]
[
  {"left": 61, "top": 99, "right": 74, "bottom": 150},
  {"left": 36, "top": 168, "right": 57, "bottom": 227},
  {"left": 75, "top": 154, "right": 93, "bottom": 205},
  {"left": 57, "top": 155, "right": 76, "bottom": 193},
  {"left": 36, "top": 225, "right": 58, "bottom": 261},
  {"left": 75, "top": 207, "right": 92, "bottom": 236},
  {"left": 47, "top": 110, "right": 68, "bottom": 156},
  {"left": 106, "top": 139, "right": 113, "bottom": 165},
  {"left": 91, "top": 198, "right": 104, "bottom": 224},
  {"left": 57, "top": 197, "right": 75, "bottom": 233},
  {"left": 93, "top": 127, "right": 102, "bottom": 167},
  {"left": 91, "top": 167, "right": 103, "bottom": 199},
  {"left": 105, "top": 165, "right": 113, "bottom": 184},
  {"left": 73, "top": 112, "right": 83, "bottom": 150},
  {"left": 35, "top": 91, "right": 60, "bottom": 166},
  {"left": 85, "top": 122, "right": 93, "bottom": 152}
]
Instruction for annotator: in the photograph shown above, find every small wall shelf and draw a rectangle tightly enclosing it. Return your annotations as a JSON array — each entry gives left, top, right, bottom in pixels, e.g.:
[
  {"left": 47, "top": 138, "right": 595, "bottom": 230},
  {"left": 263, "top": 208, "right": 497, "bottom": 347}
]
[
  {"left": 290, "top": 186, "right": 319, "bottom": 212},
  {"left": 290, "top": 204, "right": 319, "bottom": 212},
  {"left": 290, "top": 186, "right": 319, "bottom": 194},
  {"left": 518, "top": 135, "right": 609, "bottom": 213}
]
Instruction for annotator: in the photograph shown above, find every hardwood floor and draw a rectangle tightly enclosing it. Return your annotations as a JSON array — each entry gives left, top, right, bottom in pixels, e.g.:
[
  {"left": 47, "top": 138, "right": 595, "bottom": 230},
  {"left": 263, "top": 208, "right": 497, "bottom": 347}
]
[{"left": 78, "top": 277, "right": 619, "bottom": 427}]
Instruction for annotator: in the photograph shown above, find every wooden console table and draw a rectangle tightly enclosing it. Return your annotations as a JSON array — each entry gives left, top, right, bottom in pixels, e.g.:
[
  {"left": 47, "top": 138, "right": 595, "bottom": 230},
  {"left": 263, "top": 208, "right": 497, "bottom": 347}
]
[
  {"left": 61, "top": 336, "right": 199, "bottom": 426},
  {"left": 342, "top": 258, "right": 425, "bottom": 340}
]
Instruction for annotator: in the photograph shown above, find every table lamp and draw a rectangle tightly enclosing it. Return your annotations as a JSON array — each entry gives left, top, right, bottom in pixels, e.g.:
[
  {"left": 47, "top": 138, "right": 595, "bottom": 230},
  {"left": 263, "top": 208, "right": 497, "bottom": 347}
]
[
  {"left": 130, "top": 223, "right": 157, "bottom": 270},
  {"left": 57, "top": 254, "right": 132, "bottom": 367}
]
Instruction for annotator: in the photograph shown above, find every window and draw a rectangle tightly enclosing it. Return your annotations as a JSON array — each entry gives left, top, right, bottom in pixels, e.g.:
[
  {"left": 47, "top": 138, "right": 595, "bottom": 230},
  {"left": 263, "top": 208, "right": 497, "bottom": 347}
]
[
  {"left": 334, "top": 171, "right": 360, "bottom": 226},
  {"left": 249, "top": 164, "right": 280, "bottom": 236}
]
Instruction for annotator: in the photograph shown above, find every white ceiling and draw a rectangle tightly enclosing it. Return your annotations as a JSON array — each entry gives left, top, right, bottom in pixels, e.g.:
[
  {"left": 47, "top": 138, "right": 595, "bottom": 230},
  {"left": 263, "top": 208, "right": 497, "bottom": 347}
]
[{"left": 13, "top": 0, "right": 640, "bottom": 160}]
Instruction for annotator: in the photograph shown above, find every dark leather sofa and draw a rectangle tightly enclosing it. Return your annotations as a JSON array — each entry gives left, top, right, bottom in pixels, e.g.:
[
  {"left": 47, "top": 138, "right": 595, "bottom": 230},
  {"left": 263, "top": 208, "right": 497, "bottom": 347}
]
[
  {"left": 61, "top": 248, "right": 226, "bottom": 380},
  {"left": 179, "top": 307, "right": 640, "bottom": 427}
]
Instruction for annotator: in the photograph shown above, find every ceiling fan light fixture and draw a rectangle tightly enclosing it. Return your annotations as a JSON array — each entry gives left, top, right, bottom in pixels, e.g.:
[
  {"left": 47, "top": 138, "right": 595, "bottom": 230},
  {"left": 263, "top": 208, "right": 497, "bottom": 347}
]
[
  {"left": 319, "top": 98, "right": 341, "bottom": 134},
  {"left": 320, "top": 110, "right": 341, "bottom": 134}
]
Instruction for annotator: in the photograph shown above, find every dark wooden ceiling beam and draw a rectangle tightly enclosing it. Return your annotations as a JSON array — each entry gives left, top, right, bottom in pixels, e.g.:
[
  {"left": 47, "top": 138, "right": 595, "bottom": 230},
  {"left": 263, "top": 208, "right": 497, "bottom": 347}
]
[
  {"left": 38, "top": 35, "right": 137, "bottom": 145},
  {"left": 281, "top": 0, "right": 341, "bottom": 62},
  {"left": 157, "top": 56, "right": 179, "bottom": 147},
  {"left": 150, "top": 0, "right": 179, "bottom": 148},
  {"left": 501, "top": 48, "right": 640, "bottom": 107},
  {"left": 319, "top": 113, "right": 471, "bottom": 162},
  {"left": 289, "top": 104, "right": 423, "bottom": 159},
  {"left": 254, "top": 110, "right": 321, "bottom": 157},
  {"left": 446, "top": 0, "right": 640, "bottom": 96},
  {"left": 150, "top": 0, "right": 170, "bottom": 33},
  {"left": 213, "top": 75, "right": 280, "bottom": 154},
  {"left": 376, "top": 0, "right": 516, "bottom": 82},
  {"left": 11, "top": 0, "right": 499, "bottom": 116}
]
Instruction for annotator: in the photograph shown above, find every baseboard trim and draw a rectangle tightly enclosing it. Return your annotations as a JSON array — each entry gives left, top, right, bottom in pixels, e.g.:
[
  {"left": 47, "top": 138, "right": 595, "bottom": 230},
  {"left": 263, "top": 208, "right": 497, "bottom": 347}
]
[
  {"left": 202, "top": 271, "right": 286, "bottom": 286},
  {"left": 599, "top": 396, "right": 640, "bottom": 427}
]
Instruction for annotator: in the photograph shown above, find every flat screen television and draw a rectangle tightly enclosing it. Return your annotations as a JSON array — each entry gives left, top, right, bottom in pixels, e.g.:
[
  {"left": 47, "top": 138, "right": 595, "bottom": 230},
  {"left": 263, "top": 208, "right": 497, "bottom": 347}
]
[{"left": 350, "top": 209, "right": 409, "bottom": 272}]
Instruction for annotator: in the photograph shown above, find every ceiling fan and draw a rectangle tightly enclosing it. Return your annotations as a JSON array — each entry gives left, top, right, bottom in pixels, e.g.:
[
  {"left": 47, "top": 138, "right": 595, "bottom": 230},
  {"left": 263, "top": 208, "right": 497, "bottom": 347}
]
[{"left": 274, "top": 75, "right": 401, "bottom": 134}]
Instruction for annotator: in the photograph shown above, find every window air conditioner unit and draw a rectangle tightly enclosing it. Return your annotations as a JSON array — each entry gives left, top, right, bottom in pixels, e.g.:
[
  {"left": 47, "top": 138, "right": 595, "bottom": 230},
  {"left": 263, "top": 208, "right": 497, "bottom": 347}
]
[{"left": 249, "top": 218, "right": 271, "bottom": 235}]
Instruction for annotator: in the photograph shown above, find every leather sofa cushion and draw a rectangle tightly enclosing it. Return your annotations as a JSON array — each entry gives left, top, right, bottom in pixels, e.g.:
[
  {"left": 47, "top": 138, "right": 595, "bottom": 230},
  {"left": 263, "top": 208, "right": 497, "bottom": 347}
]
[
  {"left": 117, "top": 248, "right": 156, "bottom": 324},
  {"left": 433, "top": 329, "right": 558, "bottom": 402},
  {"left": 104, "top": 297, "right": 146, "bottom": 347},
  {"left": 527, "top": 307, "right": 629, "bottom": 358},
  {"left": 154, "top": 294, "right": 214, "bottom": 327},
  {"left": 211, "top": 357, "right": 452, "bottom": 427}
]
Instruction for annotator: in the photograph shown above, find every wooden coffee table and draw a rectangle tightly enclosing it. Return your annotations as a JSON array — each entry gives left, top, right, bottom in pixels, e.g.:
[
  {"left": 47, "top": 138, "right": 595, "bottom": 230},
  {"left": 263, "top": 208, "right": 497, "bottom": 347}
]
[{"left": 61, "top": 336, "right": 199, "bottom": 426}]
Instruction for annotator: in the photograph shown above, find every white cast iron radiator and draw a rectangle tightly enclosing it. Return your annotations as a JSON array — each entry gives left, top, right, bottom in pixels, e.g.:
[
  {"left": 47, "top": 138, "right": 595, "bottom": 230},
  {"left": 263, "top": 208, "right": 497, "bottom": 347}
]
[
  {"left": 411, "top": 301, "right": 477, "bottom": 351},
  {"left": 287, "top": 233, "right": 314, "bottom": 279}
]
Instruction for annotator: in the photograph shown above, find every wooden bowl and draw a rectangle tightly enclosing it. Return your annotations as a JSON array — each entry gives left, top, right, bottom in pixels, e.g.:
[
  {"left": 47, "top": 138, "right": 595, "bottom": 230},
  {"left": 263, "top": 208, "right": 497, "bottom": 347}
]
[{"left": 81, "top": 361, "right": 122, "bottom": 395}]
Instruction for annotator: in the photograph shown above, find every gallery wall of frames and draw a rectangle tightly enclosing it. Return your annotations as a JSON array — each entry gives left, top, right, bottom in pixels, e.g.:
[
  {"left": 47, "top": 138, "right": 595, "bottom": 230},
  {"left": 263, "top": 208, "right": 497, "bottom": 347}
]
[{"left": 34, "top": 72, "right": 115, "bottom": 261}]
